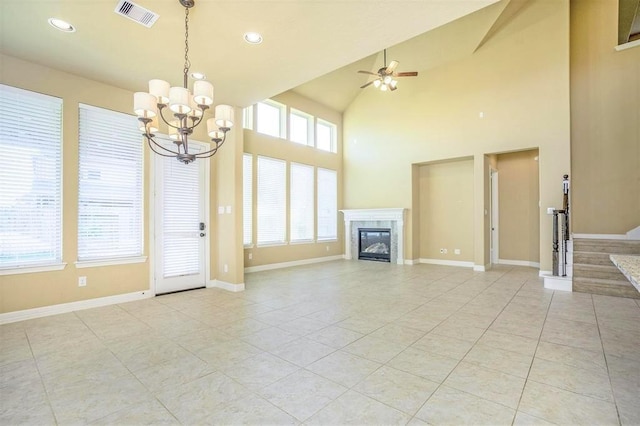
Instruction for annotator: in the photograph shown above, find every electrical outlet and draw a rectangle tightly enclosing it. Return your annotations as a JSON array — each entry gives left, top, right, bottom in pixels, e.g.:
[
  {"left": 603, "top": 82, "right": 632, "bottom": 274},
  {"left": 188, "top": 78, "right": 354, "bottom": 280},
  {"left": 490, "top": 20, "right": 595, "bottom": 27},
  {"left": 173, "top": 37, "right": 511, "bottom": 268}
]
[
  {"left": 439, "top": 248, "right": 445, "bottom": 254},
  {"left": 454, "top": 249, "right": 461, "bottom": 255},
  {"left": 326, "top": 245, "right": 330, "bottom": 252},
  {"left": 78, "top": 276, "right": 87, "bottom": 287},
  {"left": 223, "top": 264, "right": 228, "bottom": 273},
  {"left": 443, "top": 248, "right": 448, "bottom": 254}
]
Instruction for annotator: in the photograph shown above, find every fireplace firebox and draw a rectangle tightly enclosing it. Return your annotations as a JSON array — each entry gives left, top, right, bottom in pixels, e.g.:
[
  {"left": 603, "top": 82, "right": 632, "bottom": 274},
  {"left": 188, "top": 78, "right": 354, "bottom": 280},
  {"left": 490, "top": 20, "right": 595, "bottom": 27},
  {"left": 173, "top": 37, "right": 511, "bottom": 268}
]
[{"left": 358, "top": 228, "right": 391, "bottom": 262}]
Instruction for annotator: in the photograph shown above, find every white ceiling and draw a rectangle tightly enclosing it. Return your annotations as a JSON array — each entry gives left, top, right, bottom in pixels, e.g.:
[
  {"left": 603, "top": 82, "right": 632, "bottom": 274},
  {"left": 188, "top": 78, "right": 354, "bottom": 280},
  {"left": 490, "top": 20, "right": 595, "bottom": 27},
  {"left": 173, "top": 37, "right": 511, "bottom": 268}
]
[{"left": 1, "top": 0, "right": 507, "bottom": 110}]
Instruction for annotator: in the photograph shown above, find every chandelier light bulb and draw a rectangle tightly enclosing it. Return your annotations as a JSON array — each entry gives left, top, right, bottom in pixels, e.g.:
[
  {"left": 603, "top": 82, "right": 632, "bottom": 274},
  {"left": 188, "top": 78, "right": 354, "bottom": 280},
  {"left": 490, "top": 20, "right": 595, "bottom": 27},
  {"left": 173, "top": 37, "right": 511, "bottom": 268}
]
[
  {"left": 169, "top": 87, "right": 191, "bottom": 114},
  {"left": 193, "top": 80, "right": 214, "bottom": 106},
  {"left": 373, "top": 80, "right": 381, "bottom": 88},
  {"left": 380, "top": 84, "right": 388, "bottom": 92}
]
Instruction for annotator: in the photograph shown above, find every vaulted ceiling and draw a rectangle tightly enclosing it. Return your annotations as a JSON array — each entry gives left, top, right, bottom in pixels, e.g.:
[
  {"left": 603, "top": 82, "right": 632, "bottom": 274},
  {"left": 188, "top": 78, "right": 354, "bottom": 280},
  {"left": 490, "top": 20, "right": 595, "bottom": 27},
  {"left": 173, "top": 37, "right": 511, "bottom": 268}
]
[{"left": 1, "top": 0, "right": 529, "bottom": 111}]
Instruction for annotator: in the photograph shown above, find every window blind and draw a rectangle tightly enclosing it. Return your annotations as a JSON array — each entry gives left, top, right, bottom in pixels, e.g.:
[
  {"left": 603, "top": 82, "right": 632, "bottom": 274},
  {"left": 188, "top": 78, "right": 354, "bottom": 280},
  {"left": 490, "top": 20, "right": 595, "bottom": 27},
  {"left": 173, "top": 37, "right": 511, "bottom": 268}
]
[
  {"left": 77, "top": 104, "right": 143, "bottom": 261},
  {"left": 0, "top": 84, "right": 63, "bottom": 268},
  {"left": 257, "top": 156, "right": 286, "bottom": 245},
  {"left": 243, "top": 153, "right": 253, "bottom": 246},
  {"left": 317, "top": 168, "right": 337, "bottom": 240},
  {"left": 290, "top": 163, "right": 314, "bottom": 242}
]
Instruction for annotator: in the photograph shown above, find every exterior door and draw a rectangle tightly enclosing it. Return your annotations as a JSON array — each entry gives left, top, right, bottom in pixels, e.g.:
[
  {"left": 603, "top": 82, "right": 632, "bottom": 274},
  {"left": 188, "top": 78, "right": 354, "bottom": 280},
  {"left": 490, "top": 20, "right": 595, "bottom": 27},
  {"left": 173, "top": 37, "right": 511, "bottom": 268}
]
[{"left": 154, "top": 137, "right": 208, "bottom": 294}]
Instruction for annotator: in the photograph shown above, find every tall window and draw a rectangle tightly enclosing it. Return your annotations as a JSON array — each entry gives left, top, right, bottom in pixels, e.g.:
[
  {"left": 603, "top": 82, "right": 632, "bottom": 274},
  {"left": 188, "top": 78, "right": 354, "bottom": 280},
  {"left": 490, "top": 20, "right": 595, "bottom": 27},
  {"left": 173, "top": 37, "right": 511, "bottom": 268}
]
[
  {"left": 317, "top": 168, "right": 337, "bottom": 240},
  {"left": 77, "top": 104, "right": 143, "bottom": 261},
  {"left": 243, "top": 153, "right": 253, "bottom": 246},
  {"left": 0, "top": 85, "right": 63, "bottom": 269},
  {"left": 256, "top": 100, "right": 285, "bottom": 138},
  {"left": 289, "top": 109, "right": 313, "bottom": 146},
  {"left": 317, "top": 119, "right": 337, "bottom": 153},
  {"left": 290, "top": 163, "right": 314, "bottom": 242},
  {"left": 242, "top": 105, "right": 253, "bottom": 130},
  {"left": 257, "top": 156, "right": 286, "bottom": 245}
]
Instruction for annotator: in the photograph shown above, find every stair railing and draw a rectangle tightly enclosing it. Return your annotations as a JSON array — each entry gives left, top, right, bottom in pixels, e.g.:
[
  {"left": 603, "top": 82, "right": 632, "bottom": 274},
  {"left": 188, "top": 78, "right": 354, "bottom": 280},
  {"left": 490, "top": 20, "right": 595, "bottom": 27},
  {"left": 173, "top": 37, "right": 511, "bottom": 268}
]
[{"left": 551, "top": 175, "right": 570, "bottom": 277}]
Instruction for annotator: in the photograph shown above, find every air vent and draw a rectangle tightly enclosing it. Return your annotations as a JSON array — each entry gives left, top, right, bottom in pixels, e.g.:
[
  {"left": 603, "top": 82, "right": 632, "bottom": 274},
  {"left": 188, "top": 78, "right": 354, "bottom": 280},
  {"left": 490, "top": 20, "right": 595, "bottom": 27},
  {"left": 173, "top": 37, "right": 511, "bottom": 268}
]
[{"left": 114, "top": 0, "right": 159, "bottom": 28}]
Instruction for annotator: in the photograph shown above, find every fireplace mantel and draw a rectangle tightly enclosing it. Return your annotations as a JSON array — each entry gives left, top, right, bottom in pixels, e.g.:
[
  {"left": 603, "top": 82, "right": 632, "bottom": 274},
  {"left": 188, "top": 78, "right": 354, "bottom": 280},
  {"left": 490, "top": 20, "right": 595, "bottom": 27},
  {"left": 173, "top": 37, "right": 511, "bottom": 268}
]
[{"left": 340, "top": 208, "right": 406, "bottom": 264}]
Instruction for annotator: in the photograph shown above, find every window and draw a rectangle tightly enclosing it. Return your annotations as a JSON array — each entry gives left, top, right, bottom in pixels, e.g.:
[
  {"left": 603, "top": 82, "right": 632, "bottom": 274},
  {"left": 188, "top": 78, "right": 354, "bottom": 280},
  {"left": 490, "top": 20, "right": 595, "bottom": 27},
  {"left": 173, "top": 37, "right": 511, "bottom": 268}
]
[
  {"left": 290, "top": 163, "right": 314, "bottom": 242},
  {"left": 256, "top": 100, "right": 285, "bottom": 138},
  {"left": 242, "top": 105, "right": 253, "bottom": 130},
  {"left": 0, "top": 85, "right": 63, "bottom": 269},
  {"left": 317, "top": 119, "right": 337, "bottom": 152},
  {"left": 289, "top": 109, "right": 313, "bottom": 146},
  {"left": 257, "top": 156, "right": 286, "bottom": 245},
  {"left": 77, "top": 104, "right": 143, "bottom": 262},
  {"left": 243, "top": 153, "right": 253, "bottom": 246},
  {"left": 317, "top": 168, "right": 337, "bottom": 240}
]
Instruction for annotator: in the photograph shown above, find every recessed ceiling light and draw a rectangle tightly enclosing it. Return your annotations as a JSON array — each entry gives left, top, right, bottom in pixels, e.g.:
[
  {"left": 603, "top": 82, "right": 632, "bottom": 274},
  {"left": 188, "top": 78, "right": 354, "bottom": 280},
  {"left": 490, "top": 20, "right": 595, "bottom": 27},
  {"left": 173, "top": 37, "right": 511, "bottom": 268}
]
[
  {"left": 48, "top": 18, "right": 76, "bottom": 32},
  {"left": 244, "top": 32, "right": 263, "bottom": 44},
  {"left": 190, "top": 72, "right": 206, "bottom": 80}
]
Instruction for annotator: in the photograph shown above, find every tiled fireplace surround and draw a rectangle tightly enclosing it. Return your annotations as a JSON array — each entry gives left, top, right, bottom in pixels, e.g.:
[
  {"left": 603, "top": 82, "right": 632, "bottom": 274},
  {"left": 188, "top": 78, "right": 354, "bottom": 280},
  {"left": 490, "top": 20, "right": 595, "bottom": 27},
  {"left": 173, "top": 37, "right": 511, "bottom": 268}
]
[{"left": 341, "top": 209, "right": 406, "bottom": 265}]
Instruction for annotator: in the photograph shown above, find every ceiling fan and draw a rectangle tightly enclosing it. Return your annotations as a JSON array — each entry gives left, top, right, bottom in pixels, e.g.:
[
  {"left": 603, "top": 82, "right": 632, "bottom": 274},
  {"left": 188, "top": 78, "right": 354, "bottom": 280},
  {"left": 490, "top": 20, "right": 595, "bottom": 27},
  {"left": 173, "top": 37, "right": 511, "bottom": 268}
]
[{"left": 358, "top": 49, "right": 418, "bottom": 91}]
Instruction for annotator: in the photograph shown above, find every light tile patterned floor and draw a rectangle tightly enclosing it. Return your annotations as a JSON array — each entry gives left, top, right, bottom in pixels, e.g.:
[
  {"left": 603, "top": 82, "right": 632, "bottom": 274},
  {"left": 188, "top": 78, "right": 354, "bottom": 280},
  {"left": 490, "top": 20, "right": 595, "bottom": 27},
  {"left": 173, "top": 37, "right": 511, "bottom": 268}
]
[{"left": 1, "top": 261, "right": 639, "bottom": 425}]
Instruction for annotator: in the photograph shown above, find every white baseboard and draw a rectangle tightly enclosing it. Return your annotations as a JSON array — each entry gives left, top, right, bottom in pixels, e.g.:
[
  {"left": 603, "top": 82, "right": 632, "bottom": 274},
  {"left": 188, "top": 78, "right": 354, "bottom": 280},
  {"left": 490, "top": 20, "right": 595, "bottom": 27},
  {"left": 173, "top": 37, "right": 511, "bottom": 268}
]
[
  {"left": 404, "top": 259, "right": 418, "bottom": 265},
  {"left": 539, "top": 270, "right": 552, "bottom": 277},
  {"left": 474, "top": 264, "right": 491, "bottom": 272},
  {"left": 627, "top": 226, "right": 640, "bottom": 240},
  {"left": 497, "top": 259, "right": 541, "bottom": 268},
  {"left": 208, "top": 280, "right": 245, "bottom": 292},
  {"left": 419, "top": 258, "right": 474, "bottom": 268},
  {"left": 0, "top": 290, "right": 153, "bottom": 325},
  {"left": 572, "top": 233, "right": 628, "bottom": 240},
  {"left": 541, "top": 274, "right": 572, "bottom": 292},
  {"left": 244, "top": 255, "right": 343, "bottom": 273}
]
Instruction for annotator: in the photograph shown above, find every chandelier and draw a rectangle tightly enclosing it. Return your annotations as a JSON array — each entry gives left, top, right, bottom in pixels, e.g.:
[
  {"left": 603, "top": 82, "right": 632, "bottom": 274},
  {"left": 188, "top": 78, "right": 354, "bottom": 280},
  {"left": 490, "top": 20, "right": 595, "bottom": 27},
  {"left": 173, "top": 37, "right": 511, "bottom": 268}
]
[{"left": 133, "top": 0, "right": 233, "bottom": 164}]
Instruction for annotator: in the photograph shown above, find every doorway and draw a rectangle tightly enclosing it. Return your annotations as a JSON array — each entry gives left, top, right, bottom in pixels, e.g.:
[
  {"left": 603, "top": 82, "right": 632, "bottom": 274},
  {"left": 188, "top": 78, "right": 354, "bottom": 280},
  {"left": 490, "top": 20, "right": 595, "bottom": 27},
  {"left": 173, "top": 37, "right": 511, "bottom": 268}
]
[
  {"left": 490, "top": 169, "right": 499, "bottom": 265},
  {"left": 153, "top": 137, "right": 209, "bottom": 294}
]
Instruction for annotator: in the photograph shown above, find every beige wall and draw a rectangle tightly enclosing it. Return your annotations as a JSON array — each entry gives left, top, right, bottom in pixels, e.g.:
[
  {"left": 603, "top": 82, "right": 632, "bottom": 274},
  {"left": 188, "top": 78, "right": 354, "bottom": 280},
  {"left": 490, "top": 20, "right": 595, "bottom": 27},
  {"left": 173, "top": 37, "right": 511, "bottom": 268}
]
[
  {"left": 570, "top": 0, "right": 640, "bottom": 234},
  {"left": 496, "top": 150, "right": 540, "bottom": 264},
  {"left": 0, "top": 54, "right": 235, "bottom": 314},
  {"left": 343, "top": 0, "right": 570, "bottom": 271},
  {"left": 418, "top": 158, "right": 474, "bottom": 262},
  {"left": 243, "top": 91, "right": 343, "bottom": 268}
]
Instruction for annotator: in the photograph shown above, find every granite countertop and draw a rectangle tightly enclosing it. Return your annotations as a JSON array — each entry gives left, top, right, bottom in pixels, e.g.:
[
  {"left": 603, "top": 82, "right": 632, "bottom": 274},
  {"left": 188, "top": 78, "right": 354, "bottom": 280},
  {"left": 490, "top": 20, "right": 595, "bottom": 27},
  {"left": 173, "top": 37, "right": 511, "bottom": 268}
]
[{"left": 610, "top": 254, "right": 640, "bottom": 293}]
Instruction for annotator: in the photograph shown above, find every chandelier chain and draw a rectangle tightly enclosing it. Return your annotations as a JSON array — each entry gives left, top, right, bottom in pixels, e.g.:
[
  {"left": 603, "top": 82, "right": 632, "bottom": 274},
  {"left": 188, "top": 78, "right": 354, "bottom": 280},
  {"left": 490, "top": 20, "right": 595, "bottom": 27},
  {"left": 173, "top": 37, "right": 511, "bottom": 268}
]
[{"left": 183, "top": 7, "right": 191, "bottom": 86}]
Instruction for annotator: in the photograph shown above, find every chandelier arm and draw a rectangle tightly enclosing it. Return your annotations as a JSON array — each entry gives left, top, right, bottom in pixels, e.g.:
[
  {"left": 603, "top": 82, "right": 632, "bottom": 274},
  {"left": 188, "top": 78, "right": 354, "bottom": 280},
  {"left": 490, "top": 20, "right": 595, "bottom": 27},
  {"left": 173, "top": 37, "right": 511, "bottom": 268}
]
[
  {"left": 181, "top": 112, "right": 206, "bottom": 131},
  {"left": 157, "top": 108, "right": 181, "bottom": 129},
  {"left": 146, "top": 138, "right": 181, "bottom": 157},
  {"left": 144, "top": 134, "right": 181, "bottom": 155},
  {"left": 194, "top": 132, "right": 228, "bottom": 158}
]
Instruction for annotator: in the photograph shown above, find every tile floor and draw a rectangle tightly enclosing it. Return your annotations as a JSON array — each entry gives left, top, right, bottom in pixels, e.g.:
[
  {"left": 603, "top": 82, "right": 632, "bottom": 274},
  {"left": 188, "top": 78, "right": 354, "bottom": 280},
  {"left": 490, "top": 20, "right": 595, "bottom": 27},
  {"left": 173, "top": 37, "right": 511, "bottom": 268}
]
[{"left": 1, "top": 261, "right": 639, "bottom": 425}]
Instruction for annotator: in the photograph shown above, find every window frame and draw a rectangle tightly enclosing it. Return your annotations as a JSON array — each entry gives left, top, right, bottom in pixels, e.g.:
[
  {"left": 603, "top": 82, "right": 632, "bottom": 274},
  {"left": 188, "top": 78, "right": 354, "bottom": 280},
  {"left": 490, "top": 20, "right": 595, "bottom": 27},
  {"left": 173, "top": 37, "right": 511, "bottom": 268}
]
[
  {"left": 0, "top": 84, "right": 65, "bottom": 274},
  {"left": 256, "top": 155, "right": 287, "bottom": 246},
  {"left": 289, "top": 108, "right": 314, "bottom": 146},
  {"left": 76, "top": 103, "right": 145, "bottom": 266},
  {"left": 256, "top": 99, "right": 286, "bottom": 139},
  {"left": 316, "top": 119, "right": 337, "bottom": 153}
]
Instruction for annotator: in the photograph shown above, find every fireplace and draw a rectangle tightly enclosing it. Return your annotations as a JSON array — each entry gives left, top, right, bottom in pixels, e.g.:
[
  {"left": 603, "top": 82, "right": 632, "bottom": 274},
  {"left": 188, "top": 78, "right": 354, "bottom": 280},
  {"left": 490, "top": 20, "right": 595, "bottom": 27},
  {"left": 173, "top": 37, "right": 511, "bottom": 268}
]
[{"left": 358, "top": 228, "right": 391, "bottom": 262}]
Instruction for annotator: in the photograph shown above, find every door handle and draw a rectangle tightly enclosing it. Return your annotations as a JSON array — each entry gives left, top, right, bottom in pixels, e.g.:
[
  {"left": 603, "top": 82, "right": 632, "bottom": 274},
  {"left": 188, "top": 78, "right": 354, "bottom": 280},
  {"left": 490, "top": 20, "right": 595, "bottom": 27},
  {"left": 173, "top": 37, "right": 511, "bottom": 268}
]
[{"left": 200, "top": 232, "right": 206, "bottom": 237}]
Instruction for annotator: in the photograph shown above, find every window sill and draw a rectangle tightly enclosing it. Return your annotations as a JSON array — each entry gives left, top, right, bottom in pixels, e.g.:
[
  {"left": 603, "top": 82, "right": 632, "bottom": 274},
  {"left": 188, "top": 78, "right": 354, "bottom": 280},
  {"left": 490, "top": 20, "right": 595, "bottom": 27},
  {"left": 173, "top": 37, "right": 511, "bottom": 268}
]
[
  {"left": 244, "top": 244, "right": 255, "bottom": 249},
  {"left": 256, "top": 242, "right": 288, "bottom": 248},
  {"left": 75, "top": 256, "right": 147, "bottom": 269},
  {"left": 290, "top": 239, "right": 315, "bottom": 245},
  {"left": 317, "top": 238, "right": 338, "bottom": 242},
  {"left": 0, "top": 262, "right": 67, "bottom": 276}
]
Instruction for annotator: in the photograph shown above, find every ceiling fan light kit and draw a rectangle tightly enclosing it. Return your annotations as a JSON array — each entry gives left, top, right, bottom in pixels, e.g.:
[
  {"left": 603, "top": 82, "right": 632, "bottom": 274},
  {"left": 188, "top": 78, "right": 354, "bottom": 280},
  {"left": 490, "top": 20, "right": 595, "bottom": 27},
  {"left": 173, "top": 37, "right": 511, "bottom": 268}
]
[
  {"left": 358, "top": 49, "right": 418, "bottom": 92},
  {"left": 133, "top": 0, "right": 234, "bottom": 164}
]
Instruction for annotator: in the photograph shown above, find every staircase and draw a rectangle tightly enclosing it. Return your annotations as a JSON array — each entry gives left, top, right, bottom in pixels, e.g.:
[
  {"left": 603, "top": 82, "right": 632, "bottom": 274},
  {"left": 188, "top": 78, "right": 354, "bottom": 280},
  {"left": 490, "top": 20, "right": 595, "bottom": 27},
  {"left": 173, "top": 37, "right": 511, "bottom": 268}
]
[{"left": 572, "top": 238, "right": 640, "bottom": 299}]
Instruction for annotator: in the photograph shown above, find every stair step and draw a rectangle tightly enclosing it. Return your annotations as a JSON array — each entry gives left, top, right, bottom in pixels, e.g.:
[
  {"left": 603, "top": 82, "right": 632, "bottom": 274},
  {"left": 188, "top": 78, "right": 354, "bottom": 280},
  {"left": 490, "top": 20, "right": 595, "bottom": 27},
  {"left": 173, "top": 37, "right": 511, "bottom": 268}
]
[
  {"left": 573, "top": 277, "right": 640, "bottom": 299},
  {"left": 573, "top": 264, "right": 629, "bottom": 281},
  {"left": 573, "top": 251, "right": 616, "bottom": 266},
  {"left": 572, "top": 238, "right": 640, "bottom": 255}
]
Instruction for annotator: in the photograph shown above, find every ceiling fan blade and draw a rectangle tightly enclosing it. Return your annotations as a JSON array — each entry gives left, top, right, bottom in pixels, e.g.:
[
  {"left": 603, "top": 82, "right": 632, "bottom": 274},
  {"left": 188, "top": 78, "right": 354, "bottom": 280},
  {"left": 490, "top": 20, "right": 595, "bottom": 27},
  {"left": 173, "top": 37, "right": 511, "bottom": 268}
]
[
  {"left": 358, "top": 70, "right": 379, "bottom": 76},
  {"left": 360, "top": 80, "right": 375, "bottom": 89},
  {"left": 390, "top": 85, "right": 398, "bottom": 91},
  {"left": 396, "top": 71, "right": 418, "bottom": 77},
  {"left": 386, "top": 60, "right": 399, "bottom": 73}
]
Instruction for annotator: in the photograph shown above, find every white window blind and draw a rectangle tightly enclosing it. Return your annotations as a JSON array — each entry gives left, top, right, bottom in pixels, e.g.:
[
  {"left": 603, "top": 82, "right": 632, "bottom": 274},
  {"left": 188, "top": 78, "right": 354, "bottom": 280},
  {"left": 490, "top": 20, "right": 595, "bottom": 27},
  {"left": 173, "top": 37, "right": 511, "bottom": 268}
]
[
  {"left": 257, "top": 156, "right": 286, "bottom": 245},
  {"left": 317, "top": 168, "right": 337, "bottom": 240},
  {"left": 290, "top": 163, "right": 314, "bottom": 242},
  {"left": 243, "top": 153, "right": 253, "bottom": 246},
  {"left": 0, "top": 84, "right": 63, "bottom": 268},
  {"left": 78, "top": 104, "right": 143, "bottom": 261}
]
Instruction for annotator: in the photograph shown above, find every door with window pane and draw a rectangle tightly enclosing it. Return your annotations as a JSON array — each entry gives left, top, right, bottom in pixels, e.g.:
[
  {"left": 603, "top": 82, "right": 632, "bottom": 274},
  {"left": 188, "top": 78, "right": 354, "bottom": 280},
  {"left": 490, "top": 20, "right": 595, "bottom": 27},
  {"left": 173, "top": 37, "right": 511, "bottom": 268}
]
[{"left": 154, "top": 138, "right": 208, "bottom": 294}]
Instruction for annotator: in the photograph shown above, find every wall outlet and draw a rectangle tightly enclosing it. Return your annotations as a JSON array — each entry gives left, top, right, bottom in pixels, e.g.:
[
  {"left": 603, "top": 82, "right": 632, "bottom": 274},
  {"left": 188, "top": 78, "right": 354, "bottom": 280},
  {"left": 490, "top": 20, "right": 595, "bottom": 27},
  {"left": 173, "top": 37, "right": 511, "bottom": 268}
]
[
  {"left": 78, "top": 276, "right": 87, "bottom": 287},
  {"left": 223, "top": 264, "right": 228, "bottom": 273},
  {"left": 439, "top": 248, "right": 448, "bottom": 254},
  {"left": 454, "top": 249, "right": 461, "bottom": 255},
  {"left": 326, "top": 245, "right": 330, "bottom": 252}
]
